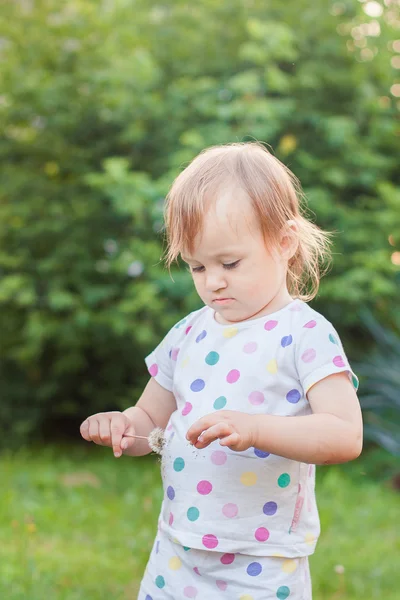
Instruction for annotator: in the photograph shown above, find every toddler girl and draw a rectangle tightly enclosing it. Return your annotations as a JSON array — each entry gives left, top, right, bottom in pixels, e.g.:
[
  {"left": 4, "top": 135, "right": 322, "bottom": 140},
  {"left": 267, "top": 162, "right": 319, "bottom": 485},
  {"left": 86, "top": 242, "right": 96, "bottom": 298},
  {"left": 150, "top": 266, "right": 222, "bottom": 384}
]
[{"left": 80, "top": 142, "right": 363, "bottom": 600}]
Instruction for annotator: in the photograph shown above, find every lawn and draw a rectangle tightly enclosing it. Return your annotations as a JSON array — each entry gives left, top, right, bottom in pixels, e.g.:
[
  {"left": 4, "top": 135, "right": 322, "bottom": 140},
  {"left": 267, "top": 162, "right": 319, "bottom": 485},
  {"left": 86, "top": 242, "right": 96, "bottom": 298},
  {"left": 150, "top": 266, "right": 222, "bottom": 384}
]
[{"left": 1, "top": 444, "right": 398, "bottom": 599}]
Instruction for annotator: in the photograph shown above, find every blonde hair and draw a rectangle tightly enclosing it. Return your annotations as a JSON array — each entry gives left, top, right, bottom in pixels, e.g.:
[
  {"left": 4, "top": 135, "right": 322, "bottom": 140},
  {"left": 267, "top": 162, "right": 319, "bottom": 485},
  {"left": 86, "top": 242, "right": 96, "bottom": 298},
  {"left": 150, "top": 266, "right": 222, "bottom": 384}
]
[{"left": 164, "top": 142, "right": 332, "bottom": 301}]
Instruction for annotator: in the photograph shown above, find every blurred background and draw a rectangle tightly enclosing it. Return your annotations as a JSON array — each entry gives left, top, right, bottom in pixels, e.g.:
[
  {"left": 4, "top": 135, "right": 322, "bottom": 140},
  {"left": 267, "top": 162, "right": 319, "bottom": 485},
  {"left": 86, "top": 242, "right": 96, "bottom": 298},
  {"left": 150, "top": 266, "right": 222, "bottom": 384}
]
[{"left": 0, "top": 0, "right": 399, "bottom": 598}]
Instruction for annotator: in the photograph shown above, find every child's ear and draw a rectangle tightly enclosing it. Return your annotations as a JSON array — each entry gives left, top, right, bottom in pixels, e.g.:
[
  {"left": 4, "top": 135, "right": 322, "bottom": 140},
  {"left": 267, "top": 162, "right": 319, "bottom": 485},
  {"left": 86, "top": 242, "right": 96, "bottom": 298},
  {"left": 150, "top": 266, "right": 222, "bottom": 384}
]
[{"left": 279, "top": 220, "right": 299, "bottom": 260}]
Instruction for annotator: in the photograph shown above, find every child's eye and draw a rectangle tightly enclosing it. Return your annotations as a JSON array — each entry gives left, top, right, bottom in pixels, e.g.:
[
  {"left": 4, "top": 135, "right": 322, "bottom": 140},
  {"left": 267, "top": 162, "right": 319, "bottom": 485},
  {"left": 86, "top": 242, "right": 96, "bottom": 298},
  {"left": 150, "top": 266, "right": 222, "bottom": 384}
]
[
  {"left": 191, "top": 265, "right": 205, "bottom": 273},
  {"left": 223, "top": 260, "right": 240, "bottom": 270}
]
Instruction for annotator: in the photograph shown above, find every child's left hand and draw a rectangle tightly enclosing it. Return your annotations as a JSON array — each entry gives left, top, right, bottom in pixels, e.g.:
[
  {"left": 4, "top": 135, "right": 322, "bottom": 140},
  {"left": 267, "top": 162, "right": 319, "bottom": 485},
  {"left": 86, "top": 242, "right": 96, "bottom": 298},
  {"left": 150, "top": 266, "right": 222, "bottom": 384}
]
[{"left": 186, "top": 410, "right": 258, "bottom": 452}]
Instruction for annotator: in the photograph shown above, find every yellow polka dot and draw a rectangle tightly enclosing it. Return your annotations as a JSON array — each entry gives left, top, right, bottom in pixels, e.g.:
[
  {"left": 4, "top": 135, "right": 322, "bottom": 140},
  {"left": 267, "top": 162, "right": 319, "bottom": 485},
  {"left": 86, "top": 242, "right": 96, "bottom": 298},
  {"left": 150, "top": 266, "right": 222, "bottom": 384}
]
[
  {"left": 272, "top": 552, "right": 284, "bottom": 558},
  {"left": 282, "top": 558, "right": 298, "bottom": 573},
  {"left": 223, "top": 327, "right": 238, "bottom": 338},
  {"left": 168, "top": 556, "right": 182, "bottom": 570},
  {"left": 240, "top": 471, "right": 257, "bottom": 486},
  {"left": 266, "top": 359, "right": 278, "bottom": 374},
  {"left": 305, "top": 533, "right": 316, "bottom": 545},
  {"left": 181, "top": 357, "right": 190, "bottom": 368},
  {"left": 239, "top": 596, "right": 254, "bottom": 600},
  {"left": 172, "top": 537, "right": 180, "bottom": 544}
]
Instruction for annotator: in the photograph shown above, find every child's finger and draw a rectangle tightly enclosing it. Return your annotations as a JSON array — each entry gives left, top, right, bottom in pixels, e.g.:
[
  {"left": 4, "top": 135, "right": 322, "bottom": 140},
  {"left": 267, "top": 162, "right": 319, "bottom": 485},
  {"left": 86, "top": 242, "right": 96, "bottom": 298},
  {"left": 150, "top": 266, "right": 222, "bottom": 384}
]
[
  {"left": 219, "top": 432, "right": 240, "bottom": 448},
  {"left": 195, "top": 422, "right": 233, "bottom": 447},
  {"left": 111, "top": 415, "right": 135, "bottom": 457},
  {"left": 80, "top": 419, "right": 90, "bottom": 441}
]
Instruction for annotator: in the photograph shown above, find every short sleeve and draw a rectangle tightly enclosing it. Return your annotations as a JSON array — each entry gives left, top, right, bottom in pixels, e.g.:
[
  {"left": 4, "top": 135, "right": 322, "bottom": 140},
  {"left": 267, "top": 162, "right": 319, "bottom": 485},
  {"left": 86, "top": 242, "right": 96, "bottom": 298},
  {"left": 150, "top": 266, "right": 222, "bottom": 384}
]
[
  {"left": 295, "top": 316, "right": 359, "bottom": 395},
  {"left": 144, "top": 316, "right": 189, "bottom": 392}
]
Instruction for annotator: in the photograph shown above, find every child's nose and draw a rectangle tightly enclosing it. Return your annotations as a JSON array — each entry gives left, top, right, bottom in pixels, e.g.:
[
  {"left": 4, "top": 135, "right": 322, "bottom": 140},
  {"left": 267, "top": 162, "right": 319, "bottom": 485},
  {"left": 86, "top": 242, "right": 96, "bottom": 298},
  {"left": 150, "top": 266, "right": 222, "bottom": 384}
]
[{"left": 205, "top": 272, "right": 227, "bottom": 292}]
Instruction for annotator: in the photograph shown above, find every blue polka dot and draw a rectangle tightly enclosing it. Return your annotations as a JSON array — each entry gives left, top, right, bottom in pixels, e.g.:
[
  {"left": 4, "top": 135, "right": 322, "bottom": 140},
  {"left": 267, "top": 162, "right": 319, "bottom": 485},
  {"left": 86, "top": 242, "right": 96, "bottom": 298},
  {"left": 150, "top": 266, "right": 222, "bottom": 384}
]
[
  {"left": 213, "top": 396, "right": 227, "bottom": 410},
  {"left": 156, "top": 540, "right": 160, "bottom": 554},
  {"left": 145, "top": 595, "right": 153, "bottom": 600},
  {"left": 263, "top": 501, "right": 278, "bottom": 516},
  {"left": 173, "top": 457, "right": 185, "bottom": 472},
  {"left": 286, "top": 389, "right": 301, "bottom": 404},
  {"left": 183, "top": 546, "right": 191, "bottom": 551},
  {"left": 167, "top": 486, "right": 175, "bottom": 500},
  {"left": 247, "top": 562, "right": 262, "bottom": 576},
  {"left": 277, "top": 586, "right": 290, "bottom": 599},
  {"left": 155, "top": 575, "right": 165, "bottom": 588},
  {"left": 190, "top": 379, "right": 205, "bottom": 392},
  {"left": 254, "top": 448, "right": 270, "bottom": 458},
  {"left": 329, "top": 333, "right": 338, "bottom": 345},
  {"left": 196, "top": 330, "right": 207, "bottom": 343},
  {"left": 281, "top": 335, "right": 293, "bottom": 348}
]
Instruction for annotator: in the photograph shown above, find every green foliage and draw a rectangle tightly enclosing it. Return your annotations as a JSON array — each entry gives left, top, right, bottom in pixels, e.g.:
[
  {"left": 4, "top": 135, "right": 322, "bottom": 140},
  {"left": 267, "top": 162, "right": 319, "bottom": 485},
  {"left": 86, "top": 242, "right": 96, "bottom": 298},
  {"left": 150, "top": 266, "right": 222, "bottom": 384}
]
[{"left": 0, "top": 0, "right": 399, "bottom": 444}]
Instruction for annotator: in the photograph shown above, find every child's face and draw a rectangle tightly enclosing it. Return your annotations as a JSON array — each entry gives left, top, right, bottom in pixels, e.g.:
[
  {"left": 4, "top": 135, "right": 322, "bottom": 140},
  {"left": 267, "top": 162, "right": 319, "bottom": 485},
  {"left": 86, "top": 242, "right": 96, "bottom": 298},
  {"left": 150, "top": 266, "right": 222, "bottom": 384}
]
[{"left": 181, "top": 189, "right": 294, "bottom": 324}]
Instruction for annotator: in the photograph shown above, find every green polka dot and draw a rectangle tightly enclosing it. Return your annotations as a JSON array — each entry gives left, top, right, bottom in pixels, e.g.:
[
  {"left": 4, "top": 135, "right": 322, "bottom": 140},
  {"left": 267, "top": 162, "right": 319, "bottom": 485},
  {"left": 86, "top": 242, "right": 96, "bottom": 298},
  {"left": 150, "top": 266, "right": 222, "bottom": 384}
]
[
  {"left": 205, "top": 351, "right": 220, "bottom": 365},
  {"left": 155, "top": 575, "right": 165, "bottom": 589},
  {"left": 214, "top": 396, "right": 227, "bottom": 410},
  {"left": 276, "top": 585, "right": 290, "bottom": 599},
  {"left": 329, "top": 333, "right": 338, "bottom": 345},
  {"left": 173, "top": 457, "right": 185, "bottom": 472},
  {"left": 352, "top": 374, "right": 359, "bottom": 389},
  {"left": 187, "top": 507, "right": 200, "bottom": 521},
  {"left": 183, "top": 546, "right": 191, "bottom": 551},
  {"left": 278, "top": 473, "right": 291, "bottom": 488}
]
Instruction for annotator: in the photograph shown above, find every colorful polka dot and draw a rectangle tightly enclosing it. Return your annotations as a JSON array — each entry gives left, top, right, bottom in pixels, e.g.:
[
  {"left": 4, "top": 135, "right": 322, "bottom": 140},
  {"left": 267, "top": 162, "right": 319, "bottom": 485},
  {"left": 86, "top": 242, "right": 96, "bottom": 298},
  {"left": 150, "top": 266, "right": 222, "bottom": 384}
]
[
  {"left": 266, "top": 358, "right": 278, "bottom": 374},
  {"left": 184, "top": 586, "right": 198, "bottom": 598},
  {"left": 182, "top": 402, "right": 192, "bottom": 416},
  {"left": 169, "top": 512, "right": 174, "bottom": 525},
  {"left": 352, "top": 374, "right": 359, "bottom": 389},
  {"left": 148, "top": 363, "right": 158, "bottom": 377},
  {"left": 276, "top": 585, "right": 290, "bottom": 599},
  {"left": 211, "top": 450, "right": 227, "bottom": 465},
  {"left": 286, "top": 389, "right": 301, "bottom": 404},
  {"left": 248, "top": 391, "right": 264, "bottom": 405},
  {"left": 329, "top": 333, "right": 338, "bottom": 345},
  {"left": 155, "top": 575, "right": 165, "bottom": 588},
  {"left": 226, "top": 369, "right": 240, "bottom": 383},
  {"left": 155, "top": 540, "right": 160, "bottom": 554},
  {"left": 247, "top": 562, "right": 262, "bottom": 576},
  {"left": 301, "top": 348, "right": 316, "bottom": 363},
  {"left": 303, "top": 320, "right": 317, "bottom": 328},
  {"left": 255, "top": 527, "right": 270, "bottom": 542},
  {"left": 222, "top": 503, "right": 238, "bottom": 518},
  {"left": 282, "top": 559, "right": 298, "bottom": 574},
  {"left": 264, "top": 320, "right": 278, "bottom": 331},
  {"left": 281, "top": 335, "right": 293, "bottom": 348},
  {"left": 145, "top": 595, "right": 153, "bottom": 600},
  {"left": 214, "top": 396, "right": 227, "bottom": 410},
  {"left": 263, "top": 501, "right": 278, "bottom": 516},
  {"left": 190, "top": 379, "right": 205, "bottom": 392},
  {"left": 196, "top": 331, "right": 207, "bottom": 343},
  {"left": 187, "top": 507, "right": 200, "bottom": 521},
  {"left": 305, "top": 532, "right": 316, "bottom": 545},
  {"left": 333, "top": 355, "right": 345, "bottom": 367},
  {"left": 173, "top": 457, "right": 185, "bottom": 472},
  {"left": 278, "top": 473, "right": 291, "bottom": 488},
  {"left": 241, "top": 471, "right": 257, "bottom": 486},
  {"left": 254, "top": 448, "right": 270, "bottom": 458},
  {"left": 193, "top": 567, "right": 201, "bottom": 576},
  {"left": 239, "top": 596, "right": 254, "bottom": 600},
  {"left": 216, "top": 580, "right": 227, "bottom": 591},
  {"left": 202, "top": 534, "right": 218, "bottom": 549},
  {"left": 205, "top": 351, "right": 220, "bottom": 365},
  {"left": 167, "top": 486, "right": 175, "bottom": 500},
  {"left": 243, "top": 341, "right": 258, "bottom": 353},
  {"left": 220, "top": 553, "right": 235, "bottom": 565},
  {"left": 223, "top": 327, "right": 238, "bottom": 338},
  {"left": 171, "top": 347, "right": 180, "bottom": 361},
  {"left": 183, "top": 546, "right": 191, "bottom": 551},
  {"left": 197, "top": 480, "right": 212, "bottom": 495},
  {"left": 181, "top": 357, "right": 190, "bottom": 368},
  {"left": 169, "top": 556, "right": 182, "bottom": 570},
  {"left": 185, "top": 326, "right": 192, "bottom": 335}
]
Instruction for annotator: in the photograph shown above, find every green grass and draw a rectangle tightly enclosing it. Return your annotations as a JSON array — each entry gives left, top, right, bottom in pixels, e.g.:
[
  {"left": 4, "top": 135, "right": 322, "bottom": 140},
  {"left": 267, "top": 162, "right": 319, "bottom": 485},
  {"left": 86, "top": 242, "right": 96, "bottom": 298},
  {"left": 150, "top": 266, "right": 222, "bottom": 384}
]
[{"left": 1, "top": 444, "right": 398, "bottom": 599}]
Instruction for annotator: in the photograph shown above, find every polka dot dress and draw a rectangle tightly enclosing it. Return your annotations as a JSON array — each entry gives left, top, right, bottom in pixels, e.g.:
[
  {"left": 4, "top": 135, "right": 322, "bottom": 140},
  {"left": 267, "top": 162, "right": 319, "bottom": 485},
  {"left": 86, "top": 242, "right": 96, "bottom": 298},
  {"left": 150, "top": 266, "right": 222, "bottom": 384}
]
[{"left": 142, "top": 299, "right": 358, "bottom": 597}]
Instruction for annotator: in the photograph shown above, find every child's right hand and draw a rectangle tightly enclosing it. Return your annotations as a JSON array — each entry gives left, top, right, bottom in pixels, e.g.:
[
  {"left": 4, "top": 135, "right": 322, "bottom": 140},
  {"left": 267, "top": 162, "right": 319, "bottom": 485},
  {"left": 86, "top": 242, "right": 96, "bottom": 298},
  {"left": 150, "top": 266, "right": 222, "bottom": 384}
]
[{"left": 80, "top": 411, "right": 136, "bottom": 458}]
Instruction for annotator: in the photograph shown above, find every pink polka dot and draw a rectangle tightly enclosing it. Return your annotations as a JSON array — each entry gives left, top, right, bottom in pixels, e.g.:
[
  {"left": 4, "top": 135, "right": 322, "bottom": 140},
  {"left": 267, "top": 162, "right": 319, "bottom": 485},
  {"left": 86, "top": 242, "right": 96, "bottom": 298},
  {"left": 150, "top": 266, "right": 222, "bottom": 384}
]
[
  {"left": 264, "top": 320, "right": 278, "bottom": 331},
  {"left": 197, "top": 480, "right": 213, "bottom": 495},
  {"left": 202, "top": 534, "right": 218, "bottom": 549},
  {"left": 193, "top": 567, "right": 201, "bottom": 576},
  {"left": 216, "top": 580, "right": 227, "bottom": 591},
  {"left": 148, "top": 363, "right": 158, "bottom": 377},
  {"left": 304, "top": 320, "right": 317, "bottom": 328},
  {"left": 184, "top": 586, "right": 198, "bottom": 598},
  {"left": 220, "top": 553, "right": 235, "bottom": 565},
  {"left": 226, "top": 369, "right": 240, "bottom": 384},
  {"left": 185, "top": 326, "right": 192, "bottom": 335},
  {"left": 301, "top": 348, "right": 316, "bottom": 363},
  {"left": 255, "top": 527, "right": 270, "bottom": 542},
  {"left": 169, "top": 512, "right": 174, "bottom": 525},
  {"left": 243, "top": 341, "right": 258, "bottom": 353},
  {"left": 222, "top": 503, "right": 238, "bottom": 518},
  {"left": 248, "top": 391, "right": 264, "bottom": 405},
  {"left": 182, "top": 402, "right": 193, "bottom": 416},
  {"left": 171, "top": 347, "right": 180, "bottom": 361},
  {"left": 211, "top": 450, "right": 227, "bottom": 465},
  {"left": 333, "top": 355, "right": 345, "bottom": 367},
  {"left": 167, "top": 423, "right": 173, "bottom": 431}
]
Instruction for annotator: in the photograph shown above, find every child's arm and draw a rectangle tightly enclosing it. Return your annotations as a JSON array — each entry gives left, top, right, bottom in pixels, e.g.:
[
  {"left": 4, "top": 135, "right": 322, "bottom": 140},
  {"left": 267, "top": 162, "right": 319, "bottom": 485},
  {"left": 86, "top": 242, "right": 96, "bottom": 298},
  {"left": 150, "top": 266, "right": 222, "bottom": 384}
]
[
  {"left": 186, "top": 372, "right": 363, "bottom": 465},
  {"left": 121, "top": 377, "right": 177, "bottom": 456}
]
